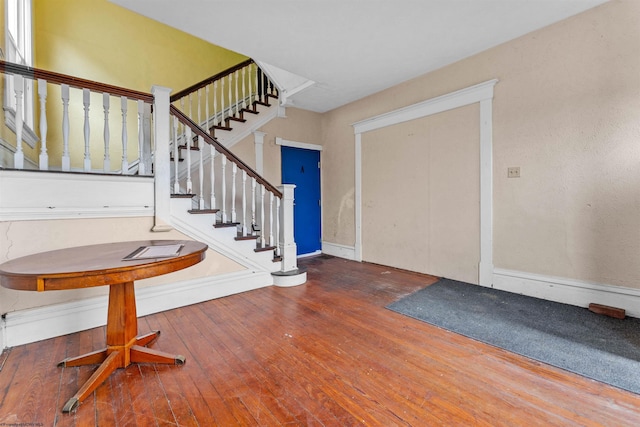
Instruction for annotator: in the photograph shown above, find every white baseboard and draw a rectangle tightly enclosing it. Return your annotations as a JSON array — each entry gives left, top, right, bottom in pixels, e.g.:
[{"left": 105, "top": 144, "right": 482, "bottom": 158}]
[
  {"left": 1, "top": 270, "right": 273, "bottom": 349},
  {"left": 492, "top": 268, "right": 640, "bottom": 318},
  {"left": 322, "top": 241, "right": 356, "bottom": 260}
]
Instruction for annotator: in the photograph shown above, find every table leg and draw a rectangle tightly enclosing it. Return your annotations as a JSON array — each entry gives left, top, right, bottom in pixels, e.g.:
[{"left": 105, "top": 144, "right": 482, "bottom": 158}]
[
  {"left": 59, "top": 281, "right": 186, "bottom": 412},
  {"left": 58, "top": 348, "right": 108, "bottom": 367},
  {"left": 62, "top": 351, "right": 120, "bottom": 412}
]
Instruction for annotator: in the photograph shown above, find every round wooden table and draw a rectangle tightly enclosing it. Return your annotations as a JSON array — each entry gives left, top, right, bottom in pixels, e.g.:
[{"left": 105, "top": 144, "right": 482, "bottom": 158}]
[{"left": 0, "top": 239, "right": 208, "bottom": 413}]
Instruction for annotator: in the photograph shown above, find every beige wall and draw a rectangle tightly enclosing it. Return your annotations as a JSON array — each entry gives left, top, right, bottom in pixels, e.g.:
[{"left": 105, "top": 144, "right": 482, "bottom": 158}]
[
  {"left": 0, "top": 217, "right": 243, "bottom": 313},
  {"left": 322, "top": 0, "right": 640, "bottom": 288}
]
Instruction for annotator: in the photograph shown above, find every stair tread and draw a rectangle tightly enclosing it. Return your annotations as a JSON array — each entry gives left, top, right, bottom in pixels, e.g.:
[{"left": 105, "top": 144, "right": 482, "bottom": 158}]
[
  {"left": 214, "top": 221, "right": 240, "bottom": 228},
  {"left": 226, "top": 116, "right": 247, "bottom": 124},
  {"left": 241, "top": 107, "right": 259, "bottom": 115},
  {"left": 188, "top": 209, "right": 219, "bottom": 214},
  {"left": 212, "top": 125, "right": 233, "bottom": 131},
  {"left": 235, "top": 233, "right": 259, "bottom": 241},
  {"left": 171, "top": 193, "right": 195, "bottom": 198},
  {"left": 255, "top": 244, "right": 276, "bottom": 253},
  {"left": 254, "top": 100, "right": 271, "bottom": 107},
  {"left": 178, "top": 144, "right": 200, "bottom": 151}
]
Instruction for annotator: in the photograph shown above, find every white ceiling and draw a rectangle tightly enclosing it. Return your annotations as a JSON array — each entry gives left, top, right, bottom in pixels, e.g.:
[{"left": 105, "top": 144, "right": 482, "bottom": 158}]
[{"left": 110, "top": 0, "right": 609, "bottom": 113}]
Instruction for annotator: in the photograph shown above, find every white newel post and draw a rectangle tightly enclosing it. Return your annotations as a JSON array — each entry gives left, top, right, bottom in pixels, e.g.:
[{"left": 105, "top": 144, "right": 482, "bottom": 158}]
[
  {"left": 278, "top": 184, "right": 298, "bottom": 272},
  {"left": 151, "top": 85, "right": 172, "bottom": 232}
]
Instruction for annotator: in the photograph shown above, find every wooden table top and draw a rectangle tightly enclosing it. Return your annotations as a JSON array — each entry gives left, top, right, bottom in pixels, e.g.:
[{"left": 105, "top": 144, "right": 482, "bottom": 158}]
[{"left": 0, "top": 240, "right": 208, "bottom": 292}]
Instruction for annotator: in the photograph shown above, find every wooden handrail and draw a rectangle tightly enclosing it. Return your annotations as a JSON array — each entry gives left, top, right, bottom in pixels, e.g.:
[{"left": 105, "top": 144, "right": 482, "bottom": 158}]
[
  {"left": 170, "top": 59, "right": 254, "bottom": 102},
  {"left": 0, "top": 60, "right": 154, "bottom": 103},
  {"left": 170, "top": 105, "right": 282, "bottom": 198}
]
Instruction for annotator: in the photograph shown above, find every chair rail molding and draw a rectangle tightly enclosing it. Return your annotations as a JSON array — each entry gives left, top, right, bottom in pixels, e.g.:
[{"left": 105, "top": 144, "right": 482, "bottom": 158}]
[{"left": 352, "top": 79, "right": 498, "bottom": 287}]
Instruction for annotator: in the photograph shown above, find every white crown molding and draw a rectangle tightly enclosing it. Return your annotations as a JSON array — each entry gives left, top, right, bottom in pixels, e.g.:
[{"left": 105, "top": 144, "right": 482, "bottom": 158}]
[
  {"left": 276, "top": 137, "right": 323, "bottom": 152},
  {"left": 493, "top": 268, "right": 640, "bottom": 318},
  {"left": 352, "top": 79, "right": 498, "bottom": 135}
]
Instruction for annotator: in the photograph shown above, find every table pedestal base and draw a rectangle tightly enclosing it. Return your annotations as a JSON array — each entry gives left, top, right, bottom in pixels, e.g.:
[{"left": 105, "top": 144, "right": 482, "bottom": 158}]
[{"left": 58, "top": 282, "right": 185, "bottom": 413}]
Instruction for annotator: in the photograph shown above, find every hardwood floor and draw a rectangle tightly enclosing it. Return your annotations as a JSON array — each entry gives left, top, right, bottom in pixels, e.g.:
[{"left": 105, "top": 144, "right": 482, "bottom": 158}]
[{"left": 1, "top": 255, "right": 640, "bottom": 426}]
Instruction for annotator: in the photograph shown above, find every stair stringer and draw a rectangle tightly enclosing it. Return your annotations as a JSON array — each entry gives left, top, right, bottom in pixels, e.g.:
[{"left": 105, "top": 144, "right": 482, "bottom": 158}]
[
  {"left": 170, "top": 197, "right": 281, "bottom": 276},
  {"left": 215, "top": 101, "right": 284, "bottom": 149}
]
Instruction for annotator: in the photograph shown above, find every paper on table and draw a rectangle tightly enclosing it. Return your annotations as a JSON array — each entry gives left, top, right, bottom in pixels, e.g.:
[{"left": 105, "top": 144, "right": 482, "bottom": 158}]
[{"left": 123, "top": 244, "right": 184, "bottom": 260}]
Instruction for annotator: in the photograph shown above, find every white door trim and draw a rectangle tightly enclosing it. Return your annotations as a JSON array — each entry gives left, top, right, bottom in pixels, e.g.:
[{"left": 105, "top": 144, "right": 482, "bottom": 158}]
[{"left": 352, "top": 79, "right": 498, "bottom": 286}]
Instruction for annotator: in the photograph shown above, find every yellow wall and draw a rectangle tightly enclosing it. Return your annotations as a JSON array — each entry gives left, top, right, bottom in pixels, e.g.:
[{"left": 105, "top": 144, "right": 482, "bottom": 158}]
[
  {"left": 34, "top": 0, "right": 247, "bottom": 92},
  {"left": 32, "top": 0, "right": 247, "bottom": 170}
]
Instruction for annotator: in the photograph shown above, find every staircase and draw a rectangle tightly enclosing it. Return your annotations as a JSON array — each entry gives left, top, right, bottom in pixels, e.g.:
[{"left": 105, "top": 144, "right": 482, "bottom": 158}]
[
  {"left": 1, "top": 59, "right": 306, "bottom": 286},
  {"left": 166, "top": 61, "right": 304, "bottom": 283}
]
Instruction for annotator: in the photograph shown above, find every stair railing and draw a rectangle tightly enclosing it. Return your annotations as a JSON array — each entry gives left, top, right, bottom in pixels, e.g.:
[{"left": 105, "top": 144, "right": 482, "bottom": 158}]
[
  {"left": 0, "top": 60, "right": 153, "bottom": 174},
  {"left": 170, "top": 59, "right": 278, "bottom": 139},
  {"left": 0, "top": 59, "right": 297, "bottom": 271},
  {"left": 169, "top": 105, "right": 283, "bottom": 255}
]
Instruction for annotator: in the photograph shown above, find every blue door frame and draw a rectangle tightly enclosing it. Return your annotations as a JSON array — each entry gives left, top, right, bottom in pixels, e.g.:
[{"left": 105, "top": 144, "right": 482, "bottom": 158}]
[{"left": 281, "top": 146, "right": 321, "bottom": 256}]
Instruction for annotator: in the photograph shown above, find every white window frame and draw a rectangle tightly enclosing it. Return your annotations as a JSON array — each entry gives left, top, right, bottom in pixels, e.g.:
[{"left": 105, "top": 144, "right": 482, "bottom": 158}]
[{"left": 4, "top": 0, "right": 38, "bottom": 148}]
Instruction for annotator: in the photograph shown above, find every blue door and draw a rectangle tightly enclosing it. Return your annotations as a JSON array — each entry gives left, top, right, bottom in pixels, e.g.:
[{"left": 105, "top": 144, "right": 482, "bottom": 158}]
[{"left": 281, "top": 146, "right": 321, "bottom": 256}]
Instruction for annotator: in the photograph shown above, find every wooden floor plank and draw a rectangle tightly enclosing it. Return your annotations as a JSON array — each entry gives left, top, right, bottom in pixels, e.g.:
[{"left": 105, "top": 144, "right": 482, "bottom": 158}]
[{"left": 1, "top": 255, "right": 640, "bottom": 426}]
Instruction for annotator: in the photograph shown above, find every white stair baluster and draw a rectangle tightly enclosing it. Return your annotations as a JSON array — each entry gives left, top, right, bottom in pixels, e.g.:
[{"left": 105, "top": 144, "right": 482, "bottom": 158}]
[
  {"left": 260, "top": 184, "right": 266, "bottom": 247},
  {"left": 103, "top": 93, "right": 111, "bottom": 172},
  {"left": 61, "top": 84, "right": 70, "bottom": 171},
  {"left": 212, "top": 81, "right": 218, "bottom": 129},
  {"left": 220, "top": 156, "right": 227, "bottom": 222},
  {"left": 13, "top": 75, "right": 24, "bottom": 169},
  {"left": 251, "top": 177, "right": 257, "bottom": 234},
  {"left": 248, "top": 63, "right": 254, "bottom": 109},
  {"left": 231, "top": 162, "right": 237, "bottom": 223},
  {"left": 241, "top": 67, "right": 247, "bottom": 111},
  {"left": 205, "top": 85, "right": 210, "bottom": 137},
  {"left": 275, "top": 196, "right": 281, "bottom": 256},
  {"left": 121, "top": 96, "right": 129, "bottom": 174},
  {"left": 234, "top": 70, "right": 240, "bottom": 116},
  {"left": 83, "top": 89, "right": 91, "bottom": 172},
  {"left": 269, "top": 192, "right": 274, "bottom": 246},
  {"left": 37, "top": 79, "right": 48, "bottom": 170},
  {"left": 197, "top": 89, "right": 202, "bottom": 128},
  {"left": 137, "top": 100, "right": 145, "bottom": 175},
  {"left": 210, "top": 144, "right": 216, "bottom": 209},
  {"left": 241, "top": 170, "right": 247, "bottom": 236},
  {"left": 220, "top": 78, "right": 225, "bottom": 127},
  {"left": 228, "top": 73, "right": 233, "bottom": 118},
  {"left": 198, "top": 135, "right": 204, "bottom": 209},
  {"left": 185, "top": 126, "right": 192, "bottom": 193},
  {"left": 172, "top": 116, "right": 180, "bottom": 193},
  {"left": 255, "top": 64, "right": 261, "bottom": 104}
]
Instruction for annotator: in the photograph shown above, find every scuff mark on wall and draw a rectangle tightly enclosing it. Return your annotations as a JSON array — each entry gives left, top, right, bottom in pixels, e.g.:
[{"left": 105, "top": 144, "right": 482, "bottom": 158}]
[{"left": 336, "top": 187, "right": 354, "bottom": 238}]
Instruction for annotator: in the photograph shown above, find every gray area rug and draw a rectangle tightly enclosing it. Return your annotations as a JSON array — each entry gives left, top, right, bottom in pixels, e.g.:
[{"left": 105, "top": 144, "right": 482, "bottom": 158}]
[{"left": 387, "top": 278, "right": 640, "bottom": 394}]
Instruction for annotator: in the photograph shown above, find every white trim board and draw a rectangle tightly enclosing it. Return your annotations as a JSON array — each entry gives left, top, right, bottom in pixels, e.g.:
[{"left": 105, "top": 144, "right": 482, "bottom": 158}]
[
  {"left": 493, "top": 268, "right": 640, "bottom": 318},
  {"left": 322, "top": 241, "right": 356, "bottom": 261},
  {"left": 0, "top": 170, "right": 154, "bottom": 221},
  {"left": 276, "top": 137, "right": 323, "bottom": 151},
  {"left": 1, "top": 270, "right": 272, "bottom": 349},
  {"left": 352, "top": 79, "right": 498, "bottom": 286}
]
